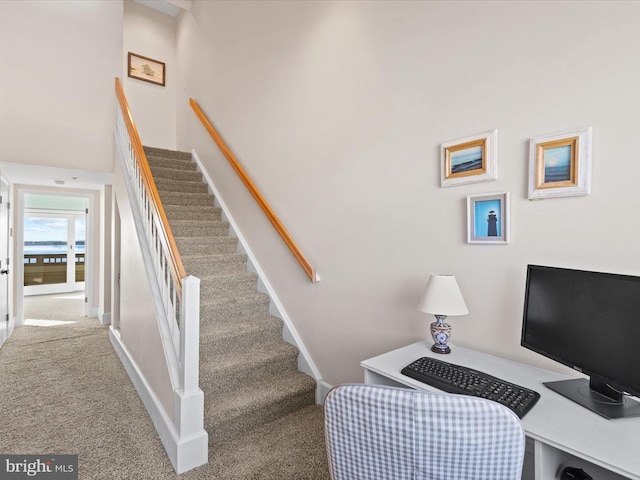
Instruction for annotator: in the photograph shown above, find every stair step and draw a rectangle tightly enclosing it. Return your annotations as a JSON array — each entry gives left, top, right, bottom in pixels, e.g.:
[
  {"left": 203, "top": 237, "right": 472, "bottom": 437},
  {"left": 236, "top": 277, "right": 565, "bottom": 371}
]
[
  {"left": 158, "top": 191, "right": 213, "bottom": 207},
  {"left": 154, "top": 178, "right": 209, "bottom": 195},
  {"left": 164, "top": 204, "right": 222, "bottom": 222},
  {"left": 199, "top": 292, "right": 271, "bottom": 322},
  {"left": 200, "top": 341, "right": 298, "bottom": 394},
  {"left": 144, "top": 146, "right": 192, "bottom": 161},
  {"left": 182, "top": 253, "right": 247, "bottom": 277},
  {"left": 170, "top": 220, "right": 230, "bottom": 238},
  {"left": 206, "top": 405, "right": 327, "bottom": 477},
  {"left": 205, "top": 373, "right": 316, "bottom": 445},
  {"left": 200, "top": 272, "right": 258, "bottom": 298},
  {"left": 175, "top": 236, "right": 238, "bottom": 256},
  {"left": 149, "top": 165, "right": 204, "bottom": 183},
  {"left": 199, "top": 315, "right": 283, "bottom": 356},
  {"left": 147, "top": 155, "right": 198, "bottom": 172}
]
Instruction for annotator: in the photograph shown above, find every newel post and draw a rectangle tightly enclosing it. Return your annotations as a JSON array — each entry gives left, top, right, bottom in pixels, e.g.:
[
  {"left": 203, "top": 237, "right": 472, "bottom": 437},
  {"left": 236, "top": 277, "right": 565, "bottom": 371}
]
[
  {"left": 180, "top": 275, "right": 200, "bottom": 395},
  {"left": 174, "top": 274, "right": 208, "bottom": 472},
  {"left": 175, "top": 275, "right": 205, "bottom": 442}
]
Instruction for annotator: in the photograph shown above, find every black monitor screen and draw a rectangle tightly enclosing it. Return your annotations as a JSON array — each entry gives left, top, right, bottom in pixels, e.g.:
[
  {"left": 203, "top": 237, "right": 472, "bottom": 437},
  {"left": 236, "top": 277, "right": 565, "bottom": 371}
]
[{"left": 522, "top": 265, "right": 640, "bottom": 417}]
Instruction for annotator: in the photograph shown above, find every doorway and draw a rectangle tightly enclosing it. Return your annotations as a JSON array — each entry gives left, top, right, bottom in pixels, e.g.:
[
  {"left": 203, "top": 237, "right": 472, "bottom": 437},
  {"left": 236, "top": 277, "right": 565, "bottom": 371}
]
[
  {"left": 16, "top": 191, "right": 94, "bottom": 325},
  {"left": 0, "top": 176, "right": 10, "bottom": 347}
]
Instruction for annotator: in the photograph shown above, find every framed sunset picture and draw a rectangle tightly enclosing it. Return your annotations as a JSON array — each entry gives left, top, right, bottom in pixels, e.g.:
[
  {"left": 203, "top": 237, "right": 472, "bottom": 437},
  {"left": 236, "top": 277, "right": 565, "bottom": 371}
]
[
  {"left": 441, "top": 130, "right": 497, "bottom": 187},
  {"left": 528, "top": 127, "right": 592, "bottom": 199}
]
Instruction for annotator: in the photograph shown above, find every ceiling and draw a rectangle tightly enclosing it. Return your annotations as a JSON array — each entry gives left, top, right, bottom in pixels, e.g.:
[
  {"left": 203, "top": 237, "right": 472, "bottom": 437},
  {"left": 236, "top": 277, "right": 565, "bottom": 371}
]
[
  {"left": 133, "top": 0, "right": 192, "bottom": 17},
  {"left": 0, "top": 162, "right": 112, "bottom": 191}
]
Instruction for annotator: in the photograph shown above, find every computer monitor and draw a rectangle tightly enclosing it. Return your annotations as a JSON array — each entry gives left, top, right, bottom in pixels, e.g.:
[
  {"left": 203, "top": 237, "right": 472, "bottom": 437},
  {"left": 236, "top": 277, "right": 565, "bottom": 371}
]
[{"left": 521, "top": 264, "right": 640, "bottom": 419}]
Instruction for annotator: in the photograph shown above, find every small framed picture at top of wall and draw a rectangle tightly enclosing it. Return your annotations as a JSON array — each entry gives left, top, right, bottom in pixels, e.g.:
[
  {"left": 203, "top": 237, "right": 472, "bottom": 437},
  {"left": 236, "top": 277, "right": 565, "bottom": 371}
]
[
  {"left": 441, "top": 130, "right": 498, "bottom": 187},
  {"left": 128, "top": 52, "right": 166, "bottom": 86},
  {"left": 528, "top": 127, "right": 592, "bottom": 199},
  {"left": 467, "top": 192, "right": 510, "bottom": 244}
]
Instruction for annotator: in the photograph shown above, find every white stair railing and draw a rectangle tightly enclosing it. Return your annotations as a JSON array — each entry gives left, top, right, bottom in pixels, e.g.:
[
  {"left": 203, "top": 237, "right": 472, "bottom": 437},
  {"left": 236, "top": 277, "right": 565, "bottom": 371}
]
[{"left": 114, "top": 78, "right": 206, "bottom": 473}]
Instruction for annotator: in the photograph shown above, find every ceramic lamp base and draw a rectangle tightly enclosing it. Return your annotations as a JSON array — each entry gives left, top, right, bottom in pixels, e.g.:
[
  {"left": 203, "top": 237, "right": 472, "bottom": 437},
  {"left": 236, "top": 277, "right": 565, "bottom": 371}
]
[{"left": 430, "top": 315, "right": 452, "bottom": 354}]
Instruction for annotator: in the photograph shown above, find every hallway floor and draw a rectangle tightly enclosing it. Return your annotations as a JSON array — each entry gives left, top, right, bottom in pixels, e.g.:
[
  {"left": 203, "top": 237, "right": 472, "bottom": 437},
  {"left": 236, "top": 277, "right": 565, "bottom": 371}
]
[
  {"left": 1, "top": 294, "right": 329, "bottom": 479},
  {"left": 23, "top": 291, "right": 85, "bottom": 325}
]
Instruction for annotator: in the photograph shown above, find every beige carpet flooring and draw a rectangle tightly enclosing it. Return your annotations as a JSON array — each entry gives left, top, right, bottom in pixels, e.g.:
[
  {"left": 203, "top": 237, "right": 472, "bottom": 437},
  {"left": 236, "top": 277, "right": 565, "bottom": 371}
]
[{"left": 0, "top": 294, "right": 330, "bottom": 479}]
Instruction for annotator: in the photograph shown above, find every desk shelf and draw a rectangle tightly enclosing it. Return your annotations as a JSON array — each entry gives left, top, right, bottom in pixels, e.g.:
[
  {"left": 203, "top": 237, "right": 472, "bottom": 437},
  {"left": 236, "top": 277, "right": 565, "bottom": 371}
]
[{"left": 535, "top": 442, "right": 629, "bottom": 480}]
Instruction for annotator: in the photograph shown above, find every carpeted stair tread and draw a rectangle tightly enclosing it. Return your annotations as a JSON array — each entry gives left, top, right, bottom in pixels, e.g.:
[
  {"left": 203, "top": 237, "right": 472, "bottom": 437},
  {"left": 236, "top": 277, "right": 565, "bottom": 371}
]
[
  {"left": 206, "top": 374, "right": 315, "bottom": 419},
  {"left": 149, "top": 165, "right": 204, "bottom": 183},
  {"left": 154, "top": 178, "right": 209, "bottom": 195},
  {"left": 200, "top": 342, "right": 299, "bottom": 393},
  {"left": 198, "top": 270, "right": 257, "bottom": 287},
  {"left": 163, "top": 204, "right": 222, "bottom": 222},
  {"left": 170, "top": 219, "right": 230, "bottom": 238},
  {"left": 158, "top": 191, "right": 213, "bottom": 207},
  {"left": 199, "top": 271, "right": 258, "bottom": 298},
  {"left": 175, "top": 236, "right": 238, "bottom": 256},
  {"left": 146, "top": 155, "right": 198, "bottom": 172},
  {"left": 199, "top": 292, "right": 272, "bottom": 322},
  {"left": 205, "top": 404, "right": 328, "bottom": 480},
  {"left": 143, "top": 146, "right": 192, "bottom": 161},
  {"left": 182, "top": 253, "right": 248, "bottom": 277},
  {"left": 199, "top": 313, "right": 282, "bottom": 347},
  {"left": 205, "top": 373, "right": 316, "bottom": 445},
  {"left": 199, "top": 290, "right": 270, "bottom": 308}
]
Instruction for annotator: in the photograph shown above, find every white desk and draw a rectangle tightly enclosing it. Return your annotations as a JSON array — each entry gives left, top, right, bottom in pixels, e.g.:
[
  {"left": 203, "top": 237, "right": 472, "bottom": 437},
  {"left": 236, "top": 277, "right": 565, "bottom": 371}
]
[{"left": 361, "top": 340, "right": 640, "bottom": 480}]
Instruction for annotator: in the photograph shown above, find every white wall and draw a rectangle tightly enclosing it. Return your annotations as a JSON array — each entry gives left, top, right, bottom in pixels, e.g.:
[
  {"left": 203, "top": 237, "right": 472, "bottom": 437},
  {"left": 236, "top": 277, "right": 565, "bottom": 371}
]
[
  {"left": 0, "top": 0, "right": 119, "bottom": 344},
  {"left": 0, "top": 0, "right": 122, "bottom": 172},
  {"left": 177, "top": 0, "right": 640, "bottom": 386},
  {"left": 123, "top": 0, "right": 177, "bottom": 150},
  {"left": 112, "top": 155, "right": 175, "bottom": 418}
]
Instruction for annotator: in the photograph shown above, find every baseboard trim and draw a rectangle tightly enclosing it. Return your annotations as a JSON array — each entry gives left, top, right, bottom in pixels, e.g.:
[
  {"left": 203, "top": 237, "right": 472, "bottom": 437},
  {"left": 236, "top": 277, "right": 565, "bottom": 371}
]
[
  {"left": 0, "top": 316, "right": 15, "bottom": 348},
  {"left": 8, "top": 316, "right": 15, "bottom": 338},
  {"left": 98, "top": 309, "right": 111, "bottom": 326},
  {"left": 317, "top": 381, "right": 333, "bottom": 404},
  {"left": 109, "top": 327, "right": 208, "bottom": 473}
]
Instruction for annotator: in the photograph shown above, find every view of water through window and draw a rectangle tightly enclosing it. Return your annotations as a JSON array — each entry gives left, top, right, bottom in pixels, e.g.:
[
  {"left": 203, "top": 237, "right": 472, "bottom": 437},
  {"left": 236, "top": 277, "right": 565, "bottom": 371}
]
[
  {"left": 24, "top": 217, "right": 85, "bottom": 254},
  {"left": 23, "top": 215, "right": 86, "bottom": 288}
]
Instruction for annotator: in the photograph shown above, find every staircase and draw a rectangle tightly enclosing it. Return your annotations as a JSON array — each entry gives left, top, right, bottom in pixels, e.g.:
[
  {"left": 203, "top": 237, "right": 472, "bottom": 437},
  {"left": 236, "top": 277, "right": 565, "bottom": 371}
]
[{"left": 143, "top": 146, "right": 318, "bottom": 447}]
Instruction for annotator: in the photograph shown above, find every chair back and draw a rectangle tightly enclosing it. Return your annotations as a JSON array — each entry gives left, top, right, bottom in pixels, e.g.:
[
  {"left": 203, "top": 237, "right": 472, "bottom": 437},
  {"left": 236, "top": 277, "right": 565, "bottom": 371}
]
[{"left": 324, "top": 384, "right": 525, "bottom": 480}]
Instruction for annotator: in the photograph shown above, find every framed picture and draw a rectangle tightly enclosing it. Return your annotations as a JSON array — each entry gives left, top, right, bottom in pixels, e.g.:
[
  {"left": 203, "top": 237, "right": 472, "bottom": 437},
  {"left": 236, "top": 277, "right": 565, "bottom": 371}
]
[
  {"left": 528, "top": 127, "right": 592, "bottom": 199},
  {"left": 441, "top": 130, "right": 498, "bottom": 187},
  {"left": 128, "top": 52, "right": 165, "bottom": 86},
  {"left": 467, "top": 192, "right": 510, "bottom": 244}
]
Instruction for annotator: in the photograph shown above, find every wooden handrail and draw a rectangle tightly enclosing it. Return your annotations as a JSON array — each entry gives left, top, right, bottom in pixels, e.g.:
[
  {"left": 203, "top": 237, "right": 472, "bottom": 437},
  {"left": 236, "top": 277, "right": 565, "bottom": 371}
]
[
  {"left": 189, "top": 98, "right": 318, "bottom": 283},
  {"left": 115, "top": 78, "right": 187, "bottom": 290}
]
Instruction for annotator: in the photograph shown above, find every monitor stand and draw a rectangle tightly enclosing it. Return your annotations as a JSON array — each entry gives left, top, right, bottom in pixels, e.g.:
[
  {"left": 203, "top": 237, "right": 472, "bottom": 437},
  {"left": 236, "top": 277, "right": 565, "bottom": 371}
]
[{"left": 544, "top": 378, "right": 640, "bottom": 419}]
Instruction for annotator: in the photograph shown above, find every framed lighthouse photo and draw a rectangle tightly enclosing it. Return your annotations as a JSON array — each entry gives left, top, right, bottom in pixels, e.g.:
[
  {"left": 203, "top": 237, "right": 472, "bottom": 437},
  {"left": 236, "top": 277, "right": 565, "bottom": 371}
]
[{"left": 467, "top": 192, "right": 510, "bottom": 244}]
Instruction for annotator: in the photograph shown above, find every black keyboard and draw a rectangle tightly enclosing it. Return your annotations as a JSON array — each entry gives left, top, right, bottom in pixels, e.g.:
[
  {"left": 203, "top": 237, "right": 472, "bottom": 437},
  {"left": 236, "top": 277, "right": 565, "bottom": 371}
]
[{"left": 401, "top": 356, "right": 540, "bottom": 419}]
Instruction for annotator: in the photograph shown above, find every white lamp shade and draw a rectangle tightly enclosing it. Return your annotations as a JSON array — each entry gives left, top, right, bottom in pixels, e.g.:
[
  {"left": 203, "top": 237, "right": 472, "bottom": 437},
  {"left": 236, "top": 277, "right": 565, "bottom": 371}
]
[{"left": 417, "top": 275, "right": 469, "bottom": 316}]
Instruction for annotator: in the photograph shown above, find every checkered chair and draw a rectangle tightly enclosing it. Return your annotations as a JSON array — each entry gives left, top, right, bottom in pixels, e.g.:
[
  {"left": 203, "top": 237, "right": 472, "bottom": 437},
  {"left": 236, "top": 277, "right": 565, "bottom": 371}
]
[{"left": 324, "top": 384, "right": 525, "bottom": 480}]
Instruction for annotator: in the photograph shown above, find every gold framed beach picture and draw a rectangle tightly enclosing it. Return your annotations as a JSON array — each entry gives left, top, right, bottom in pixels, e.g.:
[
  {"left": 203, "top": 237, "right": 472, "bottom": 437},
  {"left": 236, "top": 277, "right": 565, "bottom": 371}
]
[
  {"left": 128, "top": 52, "right": 165, "bottom": 86},
  {"left": 528, "top": 127, "right": 592, "bottom": 199},
  {"left": 441, "top": 130, "right": 498, "bottom": 187}
]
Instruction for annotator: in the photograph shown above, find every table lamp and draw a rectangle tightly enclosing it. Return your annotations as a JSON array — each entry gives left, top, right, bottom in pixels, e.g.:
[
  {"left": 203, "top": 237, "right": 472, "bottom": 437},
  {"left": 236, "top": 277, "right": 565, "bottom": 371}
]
[{"left": 417, "top": 274, "right": 469, "bottom": 354}]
